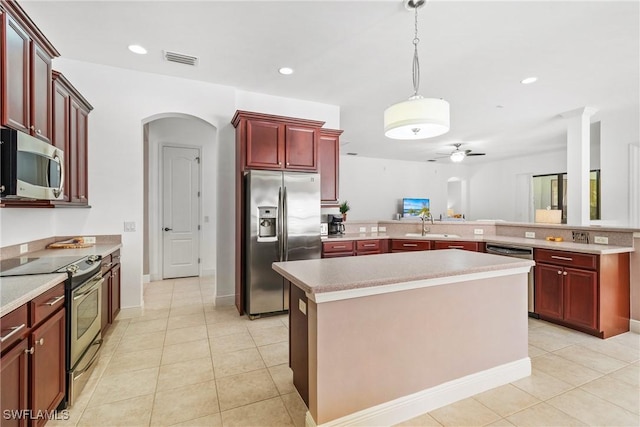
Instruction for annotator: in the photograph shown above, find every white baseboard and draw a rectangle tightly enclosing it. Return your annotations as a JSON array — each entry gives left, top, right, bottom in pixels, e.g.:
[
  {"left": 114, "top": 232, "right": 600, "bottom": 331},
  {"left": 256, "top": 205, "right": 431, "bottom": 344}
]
[
  {"left": 630, "top": 318, "right": 640, "bottom": 334},
  {"left": 306, "top": 357, "right": 531, "bottom": 427},
  {"left": 215, "top": 294, "right": 235, "bottom": 306}
]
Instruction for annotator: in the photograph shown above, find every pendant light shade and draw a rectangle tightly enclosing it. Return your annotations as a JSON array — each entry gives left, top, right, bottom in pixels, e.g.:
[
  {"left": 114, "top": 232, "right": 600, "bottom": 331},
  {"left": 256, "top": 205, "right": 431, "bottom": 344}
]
[
  {"left": 385, "top": 0, "right": 450, "bottom": 140},
  {"left": 384, "top": 96, "right": 450, "bottom": 139}
]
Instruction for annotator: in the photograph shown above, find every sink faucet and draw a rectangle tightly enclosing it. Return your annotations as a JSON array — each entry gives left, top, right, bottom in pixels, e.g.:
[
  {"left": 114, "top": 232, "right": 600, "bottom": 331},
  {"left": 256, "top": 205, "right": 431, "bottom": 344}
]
[{"left": 420, "top": 213, "right": 434, "bottom": 236}]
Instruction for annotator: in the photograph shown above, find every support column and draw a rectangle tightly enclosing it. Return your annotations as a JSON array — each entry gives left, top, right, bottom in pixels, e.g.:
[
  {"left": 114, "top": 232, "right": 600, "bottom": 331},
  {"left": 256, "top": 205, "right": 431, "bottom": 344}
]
[{"left": 561, "top": 107, "right": 597, "bottom": 226}]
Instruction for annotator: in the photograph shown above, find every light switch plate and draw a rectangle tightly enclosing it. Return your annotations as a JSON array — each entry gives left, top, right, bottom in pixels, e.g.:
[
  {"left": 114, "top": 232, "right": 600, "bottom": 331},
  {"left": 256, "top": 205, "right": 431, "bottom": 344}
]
[
  {"left": 19, "top": 244, "right": 28, "bottom": 254},
  {"left": 371, "top": 226, "right": 378, "bottom": 233},
  {"left": 474, "top": 229, "right": 484, "bottom": 235},
  {"left": 379, "top": 226, "right": 386, "bottom": 232},
  {"left": 124, "top": 221, "right": 136, "bottom": 232},
  {"left": 359, "top": 227, "right": 366, "bottom": 232},
  {"left": 594, "top": 236, "right": 609, "bottom": 244},
  {"left": 525, "top": 231, "right": 535, "bottom": 238},
  {"left": 298, "top": 299, "right": 307, "bottom": 315}
]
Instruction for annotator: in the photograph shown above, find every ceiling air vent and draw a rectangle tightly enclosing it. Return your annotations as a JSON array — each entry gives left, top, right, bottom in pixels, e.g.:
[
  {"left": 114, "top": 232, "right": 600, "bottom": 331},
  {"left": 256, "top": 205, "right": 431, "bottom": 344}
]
[{"left": 163, "top": 50, "right": 199, "bottom": 66}]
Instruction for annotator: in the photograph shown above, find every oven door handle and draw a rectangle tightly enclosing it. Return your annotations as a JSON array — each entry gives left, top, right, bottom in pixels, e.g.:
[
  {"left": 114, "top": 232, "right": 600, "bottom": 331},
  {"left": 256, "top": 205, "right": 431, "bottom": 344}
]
[
  {"left": 73, "top": 279, "right": 103, "bottom": 301},
  {"left": 73, "top": 339, "right": 103, "bottom": 380}
]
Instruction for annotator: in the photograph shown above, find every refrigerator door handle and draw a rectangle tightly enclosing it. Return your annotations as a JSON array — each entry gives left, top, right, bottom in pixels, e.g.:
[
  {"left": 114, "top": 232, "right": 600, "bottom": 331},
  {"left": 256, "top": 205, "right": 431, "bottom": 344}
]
[
  {"left": 278, "top": 186, "right": 283, "bottom": 262},
  {"left": 283, "top": 186, "right": 289, "bottom": 261}
]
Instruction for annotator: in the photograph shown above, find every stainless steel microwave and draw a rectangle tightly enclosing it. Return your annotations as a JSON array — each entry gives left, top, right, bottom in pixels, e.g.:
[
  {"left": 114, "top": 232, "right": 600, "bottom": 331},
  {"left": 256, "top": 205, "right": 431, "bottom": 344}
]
[{"left": 0, "top": 128, "right": 65, "bottom": 200}]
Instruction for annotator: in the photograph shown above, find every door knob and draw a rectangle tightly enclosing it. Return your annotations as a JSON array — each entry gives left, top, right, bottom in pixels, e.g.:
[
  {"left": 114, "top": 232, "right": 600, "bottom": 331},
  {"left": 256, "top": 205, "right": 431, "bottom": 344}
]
[{"left": 164, "top": 227, "right": 173, "bottom": 231}]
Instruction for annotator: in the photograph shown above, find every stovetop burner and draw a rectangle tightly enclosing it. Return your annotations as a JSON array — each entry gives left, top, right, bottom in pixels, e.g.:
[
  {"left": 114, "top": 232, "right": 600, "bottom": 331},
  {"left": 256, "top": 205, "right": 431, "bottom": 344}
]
[{"left": 0, "top": 254, "right": 103, "bottom": 288}]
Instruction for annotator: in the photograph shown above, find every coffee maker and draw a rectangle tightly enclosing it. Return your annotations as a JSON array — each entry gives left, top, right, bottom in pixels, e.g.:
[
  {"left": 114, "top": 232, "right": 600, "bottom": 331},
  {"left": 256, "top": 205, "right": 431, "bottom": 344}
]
[{"left": 328, "top": 214, "right": 345, "bottom": 235}]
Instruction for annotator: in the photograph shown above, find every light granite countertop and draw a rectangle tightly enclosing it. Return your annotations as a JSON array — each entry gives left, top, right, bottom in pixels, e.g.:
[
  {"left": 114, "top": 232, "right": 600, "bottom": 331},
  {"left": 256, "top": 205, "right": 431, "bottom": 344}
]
[
  {"left": 0, "top": 244, "right": 121, "bottom": 317},
  {"left": 321, "top": 233, "right": 633, "bottom": 255},
  {"left": 273, "top": 249, "right": 534, "bottom": 301}
]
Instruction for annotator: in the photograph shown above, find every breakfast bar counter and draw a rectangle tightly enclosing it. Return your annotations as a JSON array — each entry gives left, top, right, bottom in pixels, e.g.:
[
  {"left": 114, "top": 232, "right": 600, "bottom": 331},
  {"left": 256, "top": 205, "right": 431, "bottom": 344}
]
[{"left": 273, "top": 250, "right": 535, "bottom": 426}]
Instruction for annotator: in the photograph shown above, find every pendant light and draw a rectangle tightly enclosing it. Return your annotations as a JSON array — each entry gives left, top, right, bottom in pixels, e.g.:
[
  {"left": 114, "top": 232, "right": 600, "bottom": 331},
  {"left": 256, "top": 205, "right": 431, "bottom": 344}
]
[{"left": 384, "top": 0, "right": 450, "bottom": 140}]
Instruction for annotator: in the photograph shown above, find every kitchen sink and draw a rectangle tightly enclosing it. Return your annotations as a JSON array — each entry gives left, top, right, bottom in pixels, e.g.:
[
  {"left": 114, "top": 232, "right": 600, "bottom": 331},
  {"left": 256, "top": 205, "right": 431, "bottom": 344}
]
[{"left": 405, "top": 233, "right": 461, "bottom": 238}]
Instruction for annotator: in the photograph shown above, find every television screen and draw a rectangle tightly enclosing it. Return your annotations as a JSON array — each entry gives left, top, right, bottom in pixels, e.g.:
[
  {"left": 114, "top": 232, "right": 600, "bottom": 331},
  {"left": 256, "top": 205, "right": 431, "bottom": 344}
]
[{"left": 403, "top": 198, "right": 430, "bottom": 217}]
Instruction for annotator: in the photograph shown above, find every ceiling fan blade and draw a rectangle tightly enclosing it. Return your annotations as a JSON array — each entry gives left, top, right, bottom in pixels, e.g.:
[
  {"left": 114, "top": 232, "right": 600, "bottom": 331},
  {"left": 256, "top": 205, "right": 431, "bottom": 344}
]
[{"left": 466, "top": 152, "right": 486, "bottom": 156}]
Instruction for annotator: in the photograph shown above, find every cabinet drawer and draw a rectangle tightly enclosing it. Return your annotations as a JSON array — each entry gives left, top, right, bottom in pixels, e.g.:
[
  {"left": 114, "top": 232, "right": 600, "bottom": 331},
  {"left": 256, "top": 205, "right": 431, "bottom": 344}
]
[
  {"left": 356, "top": 240, "right": 380, "bottom": 253},
  {"left": 323, "top": 241, "right": 354, "bottom": 254},
  {"left": 0, "top": 304, "right": 29, "bottom": 353},
  {"left": 111, "top": 250, "right": 121, "bottom": 266},
  {"left": 30, "top": 282, "right": 65, "bottom": 326},
  {"left": 101, "top": 253, "right": 113, "bottom": 275},
  {"left": 434, "top": 241, "right": 481, "bottom": 252},
  {"left": 535, "top": 249, "right": 597, "bottom": 270},
  {"left": 391, "top": 239, "right": 431, "bottom": 251}
]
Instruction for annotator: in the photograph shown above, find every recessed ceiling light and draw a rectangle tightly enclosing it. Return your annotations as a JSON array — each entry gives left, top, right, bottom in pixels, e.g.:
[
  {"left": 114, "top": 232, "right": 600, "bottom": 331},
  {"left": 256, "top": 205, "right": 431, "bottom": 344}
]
[
  {"left": 278, "top": 67, "right": 294, "bottom": 75},
  {"left": 128, "top": 44, "right": 147, "bottom": 55},
  {"left": 520, "top": 77, "right": 538, "bottom": 85}
]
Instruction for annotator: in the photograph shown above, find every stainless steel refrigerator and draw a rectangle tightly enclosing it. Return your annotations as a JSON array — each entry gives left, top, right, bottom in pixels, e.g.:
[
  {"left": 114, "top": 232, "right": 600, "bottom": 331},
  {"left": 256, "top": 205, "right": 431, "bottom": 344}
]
[{"left": 245, "top": 170, "right": 321, "bottom": 317}]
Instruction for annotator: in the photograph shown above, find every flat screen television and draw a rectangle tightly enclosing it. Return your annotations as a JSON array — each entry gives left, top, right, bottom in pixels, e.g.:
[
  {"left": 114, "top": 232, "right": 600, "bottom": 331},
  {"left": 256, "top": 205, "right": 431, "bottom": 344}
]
[{"left": 403, "top": 198, "right": 430, "bottom": 217}]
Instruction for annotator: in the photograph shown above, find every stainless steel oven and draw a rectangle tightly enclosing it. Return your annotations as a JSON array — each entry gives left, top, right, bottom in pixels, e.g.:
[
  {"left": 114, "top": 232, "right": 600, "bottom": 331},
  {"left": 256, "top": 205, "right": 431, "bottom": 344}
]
[{"left": 67, "top": 268, "right": 103, "bottom": 406}]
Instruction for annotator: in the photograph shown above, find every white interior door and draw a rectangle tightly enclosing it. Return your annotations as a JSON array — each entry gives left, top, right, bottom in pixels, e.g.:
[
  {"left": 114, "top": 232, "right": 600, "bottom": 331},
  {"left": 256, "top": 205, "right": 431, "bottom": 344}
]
[{"left": 162, "top": 146, "right": 200, "bottom": 279}]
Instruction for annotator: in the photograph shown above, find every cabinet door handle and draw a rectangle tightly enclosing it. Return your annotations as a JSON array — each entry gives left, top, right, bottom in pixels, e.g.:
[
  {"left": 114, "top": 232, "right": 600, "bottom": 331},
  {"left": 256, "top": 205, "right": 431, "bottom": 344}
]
[
  {"left": 551, "top": 255, "right": 573, "bottom": 261},
  {"left": 403, "top": 243, "right": 418, "bottom": 247},
  {"left": 103, "top": 262, "right": 113, "bottom": 269},
  {"left": 36, "top": 338, "right": 44, "bottom": 346},
  {"left": 448, "top": 245, "right": 465, "bottom": 249},
  {"left": 30, "top": 125, "right": 35, "bottom": 131},
  {"left": 333, "top": 245, "right": 346, "bottom": 249},
  {"left": 36, "top": 129, "right": 42, "bottom": 135},
  {"left": 557, "top": 271, "right": 562, "bottom": 275},
  {"left": 44, "top": 295, "right": 65, "bottom": 306},
  {"left": 25, "top": 346, "right": 34, "bottom": 355},
  {"left": 363, "top": 244, "right": 376, "bottom": 247},
  {"left": 563, "top": 271, "right": 568, "bottom": 276},
  {"left": 0, "top": 324, "right": 26, "bottom": 342}
]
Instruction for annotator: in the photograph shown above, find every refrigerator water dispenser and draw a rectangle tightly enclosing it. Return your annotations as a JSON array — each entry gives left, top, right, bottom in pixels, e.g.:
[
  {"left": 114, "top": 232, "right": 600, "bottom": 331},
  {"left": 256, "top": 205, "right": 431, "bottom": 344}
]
[{"left": 257, "top": 206, "right": 277, "bottom": 241}]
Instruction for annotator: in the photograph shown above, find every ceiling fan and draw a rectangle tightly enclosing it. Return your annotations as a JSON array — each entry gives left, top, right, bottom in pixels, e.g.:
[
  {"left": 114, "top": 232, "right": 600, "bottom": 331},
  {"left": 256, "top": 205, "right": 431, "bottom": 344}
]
[{"left": 429, "top": 143, "right": 486, "bottom": 163}]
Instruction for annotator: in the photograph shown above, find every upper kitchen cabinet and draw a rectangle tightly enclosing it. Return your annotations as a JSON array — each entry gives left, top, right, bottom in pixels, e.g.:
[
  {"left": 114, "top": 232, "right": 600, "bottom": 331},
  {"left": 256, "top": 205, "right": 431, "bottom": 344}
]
[
  {"left": 0, "top": 0, "right": 60, "bottom": 143},
  {"left": 318, "top": 128, "right": 343, "bottom": 206},
  {"left": 52, "top": 70, "right": 93, "bottom": 206},
  {"left": 232, "top": 110, "right": 325, "bottom": 172}
]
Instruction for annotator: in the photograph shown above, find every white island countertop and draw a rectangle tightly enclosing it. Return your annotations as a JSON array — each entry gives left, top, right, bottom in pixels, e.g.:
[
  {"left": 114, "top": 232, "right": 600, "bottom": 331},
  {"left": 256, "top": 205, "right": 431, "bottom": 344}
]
[{"left": 273, "top": 249, "right": 534, "bottom": 302}]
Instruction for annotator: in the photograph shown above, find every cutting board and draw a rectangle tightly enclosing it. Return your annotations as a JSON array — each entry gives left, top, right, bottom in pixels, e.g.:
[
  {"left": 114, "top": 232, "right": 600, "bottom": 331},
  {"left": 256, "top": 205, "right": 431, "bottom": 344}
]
[{"left": 47, "top": 238, "right": 94, "bottom": 249}]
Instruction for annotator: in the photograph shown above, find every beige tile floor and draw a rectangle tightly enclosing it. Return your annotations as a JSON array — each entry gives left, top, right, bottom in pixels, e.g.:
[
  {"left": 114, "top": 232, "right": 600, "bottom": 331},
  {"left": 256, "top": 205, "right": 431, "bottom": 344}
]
[{"left": 48, "top": 277, "right": 639, "bottom": 427}]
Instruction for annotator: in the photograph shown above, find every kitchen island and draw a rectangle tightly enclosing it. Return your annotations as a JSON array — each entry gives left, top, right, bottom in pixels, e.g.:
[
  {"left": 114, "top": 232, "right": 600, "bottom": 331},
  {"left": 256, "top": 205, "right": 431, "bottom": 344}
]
[{"left": 273, "top": 249, "right": 535, "bottom": 427}]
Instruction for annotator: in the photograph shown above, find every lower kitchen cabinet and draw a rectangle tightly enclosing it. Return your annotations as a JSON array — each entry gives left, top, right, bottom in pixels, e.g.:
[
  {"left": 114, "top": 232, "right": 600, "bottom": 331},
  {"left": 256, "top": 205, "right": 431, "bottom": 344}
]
[
  {"left": 322, "top": 239, "right": 387, "bottom": 258},
  {"left": 391, "top": 239, "right": 431, "bottom": 252},
  {"left": 101, "top": 250, "right": 121, "bottom": 332},
  {"left": 433, "top": 240, "right": 485, "bottom": 252},
  {"left": 1, "top": 281, "right": 66, "bottom": 427},
  {"left": 534, "top": 248, "right": 629, "bottom": 338},
  {"left": 355, "top": 239, "right": 385, "bottom": 255},
  {"left": 322, "top": 240, "right": 354, "bottom": 258},
  {"left": 288, "top": 281, "right": 309, "bottom": 407}
]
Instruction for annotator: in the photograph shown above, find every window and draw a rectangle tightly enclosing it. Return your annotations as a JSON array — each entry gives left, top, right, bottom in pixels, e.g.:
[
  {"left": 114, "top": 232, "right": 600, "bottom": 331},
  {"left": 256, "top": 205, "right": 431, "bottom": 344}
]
[{"left": 533, "top": 170, "right": 600, "bottom": 223}]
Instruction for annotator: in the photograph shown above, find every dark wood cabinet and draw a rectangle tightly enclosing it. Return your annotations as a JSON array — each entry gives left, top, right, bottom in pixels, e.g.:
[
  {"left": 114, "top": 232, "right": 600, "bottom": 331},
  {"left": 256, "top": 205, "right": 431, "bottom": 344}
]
[
  {"left": 322, "top": 240, "right": 354, "bottom": 258},
  {"left": 433, "top": 240, "right": 484, "bottom": 252},
  {"left": 391, "top": 239, "right": 432, "bottom": 252},
  {"left": 52, "top": 71, "right": 93, "bottom": 206},
  {"left": 534, "top": 248, "right": 629, "bottom": 338},
  {"left": 318, "top": 129, "right": 342, "bottom": 206},
  {"left": 355, "top": 239, "right": 384, "bottom": 255},
  {"left": 0, "top": 278, "right": 66, "bottom": 427},
  {"left": 0, "top": 339, "right": 29, "bottom": 427},
  {"left": 30, "top": 308, "right": 65, "bottom": 426},
  {"left": 288, "top": 281, "right": 309, "bottom": 407},
  {"left": 239, "top": 114, "right": 320, "bottom": 172},
  {"left": 101, "top": 250, "right": 122, "bottom": 332},
  {"left": 0, "top": 2, "right": 59, "bottom": 142}
]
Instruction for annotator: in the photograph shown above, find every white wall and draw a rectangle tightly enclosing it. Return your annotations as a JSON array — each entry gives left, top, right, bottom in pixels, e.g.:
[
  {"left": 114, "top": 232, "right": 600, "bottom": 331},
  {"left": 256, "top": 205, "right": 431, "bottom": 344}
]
[
  {"left": 338, "top": 156, "right": 463, "bottom": 221},
  {"left": 0, "top": 58, "right": 339, "bottom": 309}
]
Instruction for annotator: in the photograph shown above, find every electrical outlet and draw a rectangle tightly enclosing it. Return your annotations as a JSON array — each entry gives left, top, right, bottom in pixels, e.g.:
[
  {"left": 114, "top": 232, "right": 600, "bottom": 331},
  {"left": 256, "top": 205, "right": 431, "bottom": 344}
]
[
  {"left": 19, "top": 243, "right": 28, "bottom": 254},
  {"left": 594, "top": 236, "right": 609, "bottom": 244},
  {"left": 474, "top": 229, "right": 484, "bottom": 235},
  {"left": 379, "top": 226, "right": 386, "bottom": 232},
  {"left": 359, "top": 227, "right": 366, "bottom": 233},
  {"left": 371, "top": 226, "right": 378, "bottom": 233},
  {"left": 525, "top": 231, "right": 536, "bottom": 238},
  {"left": 83, "top": 236, "right": 96, "bottom": 244},
  {"left": 124, "top": 221, "right": 136, "bottom": 232}
]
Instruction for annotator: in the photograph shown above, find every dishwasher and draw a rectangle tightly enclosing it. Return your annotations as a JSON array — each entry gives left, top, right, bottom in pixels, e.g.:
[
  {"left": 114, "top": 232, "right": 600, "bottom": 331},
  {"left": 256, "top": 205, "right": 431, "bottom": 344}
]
[{"left": 486, "top": 243, "right": 536, "bottom": 317}]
